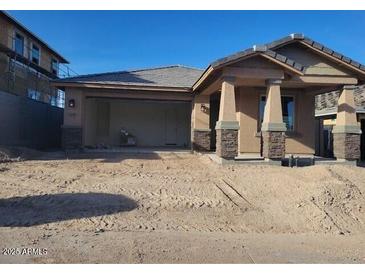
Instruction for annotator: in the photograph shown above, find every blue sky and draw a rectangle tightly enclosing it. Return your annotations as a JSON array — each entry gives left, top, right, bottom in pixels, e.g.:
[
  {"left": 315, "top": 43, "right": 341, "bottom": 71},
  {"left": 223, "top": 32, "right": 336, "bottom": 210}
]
[{"left": 7, "top": 11, "right": 365, "bottom": 75}]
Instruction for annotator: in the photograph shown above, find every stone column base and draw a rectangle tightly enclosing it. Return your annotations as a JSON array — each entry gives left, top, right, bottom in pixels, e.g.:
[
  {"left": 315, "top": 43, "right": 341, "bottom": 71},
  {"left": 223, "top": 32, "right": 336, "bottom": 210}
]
[
  {"left": 192, "top": 129, "right": 211, "bottom": 151},
  {"left": 216, "top": 129, "right": 238, "bottom": 159},
  {"left": 62, "top": 126, "right": 83, "bottom": 150},
  {"left": 333, "top": 133, "right": 361, "bottom": 160},
  {"left": 262, "top": 131, "right": 286, "bottom": 159}
]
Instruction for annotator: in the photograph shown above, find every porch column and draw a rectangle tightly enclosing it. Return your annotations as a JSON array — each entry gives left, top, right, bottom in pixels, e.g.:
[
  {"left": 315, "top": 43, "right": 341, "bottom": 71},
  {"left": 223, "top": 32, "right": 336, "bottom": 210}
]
[
  {"left": 261, "top": 79, "right": 286, "bottom": 160},
  {"left": 215, "top": 77, "right": 239, "bottom": 159},
  {"left": 62, "top": 88, "right": 85, "bottom": 150},
  {"left": 332, "top": 85, "right": 362, "bottom": 161},
  {"left": 192, "top": 95, "right": 211, "bottom": 151}
]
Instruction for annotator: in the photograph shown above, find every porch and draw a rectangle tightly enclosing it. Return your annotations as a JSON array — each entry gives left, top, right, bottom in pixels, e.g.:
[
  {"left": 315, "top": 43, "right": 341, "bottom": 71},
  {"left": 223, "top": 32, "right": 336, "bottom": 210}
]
[{"left": 191, "top": 36, "right": 364, "bottom": 165}]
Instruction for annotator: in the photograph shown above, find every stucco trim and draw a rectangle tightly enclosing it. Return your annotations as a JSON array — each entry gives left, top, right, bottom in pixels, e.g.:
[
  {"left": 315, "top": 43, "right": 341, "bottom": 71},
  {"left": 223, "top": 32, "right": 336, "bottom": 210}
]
[
  {"left": 261, "top": 122, "right": 287, "bottom": 132},
  {"left": 215, "top": 121, "right": 240, "bottom": 130},
  {"left": 193, "top": 128, "right": 211, "bottom": 132},
  {"left": 332, "top": 125, "right": 362, "bottom": 134}
]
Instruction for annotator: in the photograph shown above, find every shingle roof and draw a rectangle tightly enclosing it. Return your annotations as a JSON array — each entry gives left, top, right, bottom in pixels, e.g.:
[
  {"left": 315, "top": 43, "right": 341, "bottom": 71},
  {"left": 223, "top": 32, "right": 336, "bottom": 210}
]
[
  {"left": 55, "top": 65, "right": 204, "bottom": 89},
  {"left": 210, "top": 47, "right": 305, "bottom": 73},
  {"left": 209, "top": 33, "right": 365, "bottom": 74},
  {"left": 315, "top": 85, "right": 365, "bottom": 116},
  {"left": 193, "top": 33, "right": 365, "bottom": 90}
]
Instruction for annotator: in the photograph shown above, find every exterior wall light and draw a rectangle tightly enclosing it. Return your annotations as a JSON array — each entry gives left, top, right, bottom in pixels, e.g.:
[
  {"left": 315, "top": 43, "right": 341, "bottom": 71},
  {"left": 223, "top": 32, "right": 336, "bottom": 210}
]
[
  {"left": 68, "top": 99, "right": 75, "bottom": 108},
  {"left": 200, "top": 104, "right": 209, "bottom": 113}
]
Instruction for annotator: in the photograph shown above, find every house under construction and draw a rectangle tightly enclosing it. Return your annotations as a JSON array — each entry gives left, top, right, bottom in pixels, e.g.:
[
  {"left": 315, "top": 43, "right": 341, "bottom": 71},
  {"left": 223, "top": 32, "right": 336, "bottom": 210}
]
[{"left": 0, "top": 11, "right": 74, "bottom": 148}]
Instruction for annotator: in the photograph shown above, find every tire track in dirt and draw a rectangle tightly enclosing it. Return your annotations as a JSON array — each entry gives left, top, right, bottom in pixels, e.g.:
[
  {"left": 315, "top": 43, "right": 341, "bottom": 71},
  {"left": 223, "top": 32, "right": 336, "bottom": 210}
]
[{"left": 214, "top": 177, "right": 254, "bottom": 212}]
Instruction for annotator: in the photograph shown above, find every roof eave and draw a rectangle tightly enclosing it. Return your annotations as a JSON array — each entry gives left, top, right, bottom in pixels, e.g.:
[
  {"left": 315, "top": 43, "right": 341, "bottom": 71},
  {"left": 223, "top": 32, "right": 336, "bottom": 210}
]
[{"left": 51, "top": 81, "right": 193, "bottom": 93}]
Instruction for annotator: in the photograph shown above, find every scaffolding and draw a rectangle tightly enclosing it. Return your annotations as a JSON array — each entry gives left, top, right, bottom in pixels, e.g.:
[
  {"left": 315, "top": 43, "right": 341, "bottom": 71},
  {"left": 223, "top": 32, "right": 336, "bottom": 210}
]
[{"left": 0, "top": 33, "right": 78, "bottom": 108}]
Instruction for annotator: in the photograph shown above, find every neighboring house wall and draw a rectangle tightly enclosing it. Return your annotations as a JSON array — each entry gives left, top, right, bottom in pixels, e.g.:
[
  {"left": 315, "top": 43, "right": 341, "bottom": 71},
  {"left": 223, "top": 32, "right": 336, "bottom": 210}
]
[
  {"left": 0, "top": 14, "right": 61, "bottom": 73},
  {"left": 0, "top": 12, "right": 68, "bottom": 149},
  {"left": 315, "top": 85, "right": 365, "bottom": 116},
  {"left": 0, "top": 12, "right": 65, "bottom": 104},
  {"left": 314, "top": 86, "right": 365, "bottom": 158},
  {"left": 0, "top": 90, "right": 63, "bottom": 148}
]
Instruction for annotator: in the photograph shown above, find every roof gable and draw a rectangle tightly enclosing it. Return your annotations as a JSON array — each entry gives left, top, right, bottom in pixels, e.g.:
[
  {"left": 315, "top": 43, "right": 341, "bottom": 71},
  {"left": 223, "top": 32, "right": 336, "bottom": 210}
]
[
  {"left": 193, "top": 33, "right": 365, "bottom": 91},
  {"left": 266, "top": 34, "right": 365, "bottom": 76},
  {"left": 275, "top": 42, "right": 355, "bottom": 76},
  {"left": 210, "top": 47, "right": 304, "bottom": 74}
]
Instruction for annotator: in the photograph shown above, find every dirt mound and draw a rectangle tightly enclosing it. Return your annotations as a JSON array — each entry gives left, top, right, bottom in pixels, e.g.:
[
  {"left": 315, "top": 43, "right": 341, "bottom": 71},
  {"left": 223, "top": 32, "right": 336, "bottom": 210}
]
[
  {"left": 0, "top": 153, "right": 364, "bottom": 236},
  {"left": 0, "top": 150, "right": 12, "bottom": 163},
  {"left": 0, "top": 146, "right": 44, "bottom": 162}
]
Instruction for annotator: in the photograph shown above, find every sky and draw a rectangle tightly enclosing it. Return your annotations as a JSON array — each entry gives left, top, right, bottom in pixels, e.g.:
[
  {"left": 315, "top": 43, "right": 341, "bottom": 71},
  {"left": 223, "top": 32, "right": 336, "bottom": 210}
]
[{"left": 7, "top": 10, "right": 365, "bottom": 76}]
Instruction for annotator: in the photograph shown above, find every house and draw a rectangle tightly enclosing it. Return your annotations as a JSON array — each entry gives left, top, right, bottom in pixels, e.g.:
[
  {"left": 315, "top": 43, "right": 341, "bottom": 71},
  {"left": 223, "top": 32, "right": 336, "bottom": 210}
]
[
  {"left": 0, "top": 11, "right": 69, "bottom": 105},
  {"left": 315, "top": 85, "right": 365, "bottom": 160},
  {"left": 0, "top": 11, "right": 69, "bottom": 148},
  {"left": 54, "top": 33, "right": 365, "bottom": 163}
]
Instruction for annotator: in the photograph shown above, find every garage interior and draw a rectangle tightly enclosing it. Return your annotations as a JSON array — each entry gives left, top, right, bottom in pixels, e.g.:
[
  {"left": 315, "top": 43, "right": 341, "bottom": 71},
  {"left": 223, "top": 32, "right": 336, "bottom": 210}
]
[{"left": 84, "top": 97, "right": 191, "bottom": 148}]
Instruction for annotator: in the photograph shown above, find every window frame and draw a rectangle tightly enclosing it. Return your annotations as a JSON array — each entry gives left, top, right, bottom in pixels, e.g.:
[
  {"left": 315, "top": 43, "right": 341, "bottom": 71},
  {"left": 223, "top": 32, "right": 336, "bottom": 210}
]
[
  {"left": 258, "top": 94, "right": 296, "bottom": 132},
  {"left": 27, "top": 88, "right": 41, "bottom": 101},
  {"left": 51, "top": 58, "right": 59, "bottom": 75},
  {"left": 30, "top": 42, "right": 41, "bottom": 65},
  {"left": 13, "top": 30, "right": 25, "bottom": 56}
]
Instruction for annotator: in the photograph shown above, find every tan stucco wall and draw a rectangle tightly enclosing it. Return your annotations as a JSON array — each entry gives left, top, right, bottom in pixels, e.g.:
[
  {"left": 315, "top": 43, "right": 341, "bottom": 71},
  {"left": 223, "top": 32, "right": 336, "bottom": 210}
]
[
  {"left": 192, "top": 95, "right": 210, "bottom": 129},
  {"left": 275, "top": 43, "right": 354, "bottom": 76},
  {"left": 237, "top": 87, "right": 261, "bottom": 153},
  {"left": 237, "top": 87, "right": 316, "bottom": 155},
  {"left": 286, "top": 91, "right": 316, "bottom": 155},
  {"left": 63, "top": 88, "right": 85, "bottom": 127}
]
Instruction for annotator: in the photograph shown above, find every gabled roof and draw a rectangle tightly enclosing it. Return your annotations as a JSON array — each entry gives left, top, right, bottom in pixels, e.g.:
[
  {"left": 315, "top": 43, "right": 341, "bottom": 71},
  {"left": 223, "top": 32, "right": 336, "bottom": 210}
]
[
  {"left": 211, "top": 45, "right": 305, "bottom": 73},
  {"left": 315, "top": 85, "right": 365, "bottom": 117},
  {"left": 193, "top": 33, "right": 365, "bottom": 91},
  {"left": 53, "top": 65, "right": 204, "bottom": 90},
  {"left": 0, "top": 11, "right": 69, "bottom": 63},
  {"left": 267, "top": 34, "right": 365, "bottom": 72}
]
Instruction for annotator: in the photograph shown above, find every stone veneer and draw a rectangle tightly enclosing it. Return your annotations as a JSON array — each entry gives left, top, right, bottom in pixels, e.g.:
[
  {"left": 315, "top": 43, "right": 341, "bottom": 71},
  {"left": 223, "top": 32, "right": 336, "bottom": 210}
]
[
  {"left": 262, "top": 131, "right": 286, "bottom": 159},
  {"left": 216, "top": 129, "right": 238, "bottom": 159},
  {"left": 333, "top": 133, "right": 361, "bottom": 160},
  {"left": 62, "top": 127, "right": 83, "bottom": 149},
  {"left": 192, "top": 130, "right": 211, "bottom": 151}
]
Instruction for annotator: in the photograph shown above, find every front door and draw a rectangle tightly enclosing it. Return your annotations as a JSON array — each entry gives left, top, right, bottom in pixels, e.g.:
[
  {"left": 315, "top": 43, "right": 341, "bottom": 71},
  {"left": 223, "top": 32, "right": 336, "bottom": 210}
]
[{"left": 165, "top": 107, "right": 177, "bottom": 145}]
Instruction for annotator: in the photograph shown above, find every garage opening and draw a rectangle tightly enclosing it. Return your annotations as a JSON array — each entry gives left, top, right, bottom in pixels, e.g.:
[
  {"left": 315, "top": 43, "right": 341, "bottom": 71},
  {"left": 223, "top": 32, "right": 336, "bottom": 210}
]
[{"left": 84, "top": 98, "right": 191, "bottom": 148}]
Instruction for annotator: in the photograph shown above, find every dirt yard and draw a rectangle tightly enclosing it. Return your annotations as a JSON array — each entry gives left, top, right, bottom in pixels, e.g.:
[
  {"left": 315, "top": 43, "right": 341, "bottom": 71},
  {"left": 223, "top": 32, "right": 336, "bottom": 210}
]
[{"left": 0, "top": 149, "right": 365, "bottom": 263}]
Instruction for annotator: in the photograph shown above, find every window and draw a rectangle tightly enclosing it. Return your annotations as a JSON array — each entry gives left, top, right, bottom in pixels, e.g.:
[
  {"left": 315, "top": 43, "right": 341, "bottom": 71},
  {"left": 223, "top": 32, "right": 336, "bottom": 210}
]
[
  {"left": 49, "top": 90, "right": 64, "bottom": 108},
  {"left": 259, "top": 95, "right": 295, "bottom": 131},
  {"left": 14, "top": 33, "right": 24, "bottom": 56},
  {"left": 57, "top": 90, "right": 65, "bottom": 108},
  {"left": 51, "top": 59, "right": 59, "bottom": 75},
  {"left": 27, "top": 89, "right": 41, "bottom": 101},
  {"left": 50, "top": 95, "right": 57, "bottom": 106},
  {"left": 31, "top": 43, "right": 40, "bottom": 65}
]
